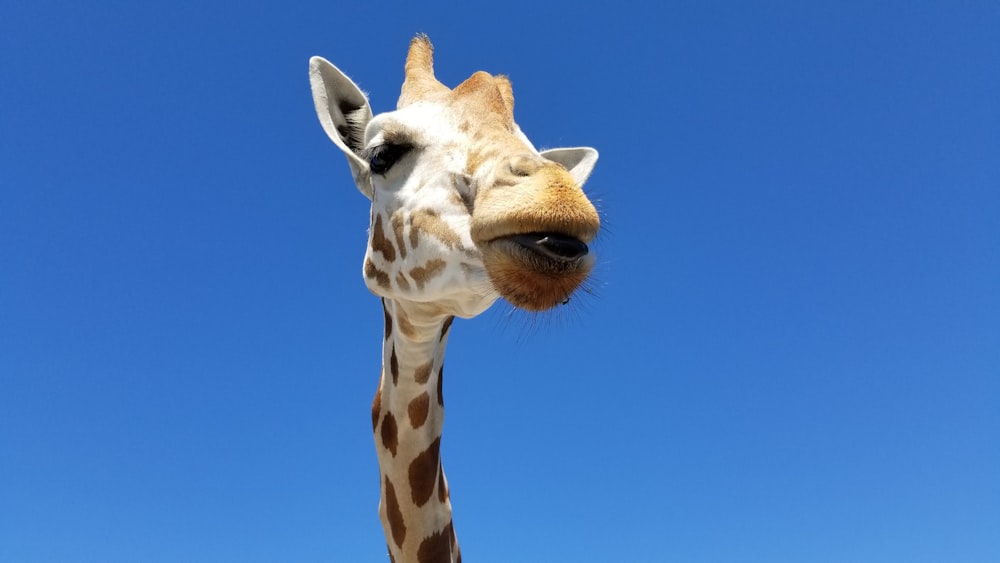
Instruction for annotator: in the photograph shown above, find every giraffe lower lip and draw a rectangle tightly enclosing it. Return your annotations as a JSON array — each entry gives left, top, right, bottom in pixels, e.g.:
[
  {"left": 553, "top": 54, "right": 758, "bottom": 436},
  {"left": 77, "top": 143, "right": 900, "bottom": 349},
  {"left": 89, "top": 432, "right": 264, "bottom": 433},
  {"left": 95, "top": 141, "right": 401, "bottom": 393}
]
[{"left": 507, "top": 232, "right": 589, "bottom": 262}]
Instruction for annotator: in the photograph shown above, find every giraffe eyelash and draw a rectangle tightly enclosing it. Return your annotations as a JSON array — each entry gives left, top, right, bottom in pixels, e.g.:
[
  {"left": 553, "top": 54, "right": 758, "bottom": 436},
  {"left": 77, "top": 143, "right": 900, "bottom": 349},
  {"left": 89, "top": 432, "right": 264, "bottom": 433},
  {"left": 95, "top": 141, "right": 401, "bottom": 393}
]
[{"left": 363, "top": 143, "right": 414, "bottom": 175}]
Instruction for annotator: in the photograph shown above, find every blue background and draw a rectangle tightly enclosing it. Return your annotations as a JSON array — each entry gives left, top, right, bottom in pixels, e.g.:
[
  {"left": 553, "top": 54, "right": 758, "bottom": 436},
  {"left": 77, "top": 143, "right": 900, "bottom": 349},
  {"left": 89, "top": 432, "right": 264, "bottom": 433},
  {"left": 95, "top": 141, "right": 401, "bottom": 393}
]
[{"left": 2, "top": 1, "right": 998, "bottom": 561}]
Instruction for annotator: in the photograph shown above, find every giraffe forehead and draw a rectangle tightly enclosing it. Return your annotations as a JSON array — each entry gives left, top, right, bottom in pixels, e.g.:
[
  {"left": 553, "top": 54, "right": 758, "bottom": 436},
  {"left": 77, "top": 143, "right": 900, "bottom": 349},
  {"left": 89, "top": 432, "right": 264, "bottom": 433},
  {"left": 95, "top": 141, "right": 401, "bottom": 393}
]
[{"left": 367, "top": 76, "right": 516, "bottom": 152}]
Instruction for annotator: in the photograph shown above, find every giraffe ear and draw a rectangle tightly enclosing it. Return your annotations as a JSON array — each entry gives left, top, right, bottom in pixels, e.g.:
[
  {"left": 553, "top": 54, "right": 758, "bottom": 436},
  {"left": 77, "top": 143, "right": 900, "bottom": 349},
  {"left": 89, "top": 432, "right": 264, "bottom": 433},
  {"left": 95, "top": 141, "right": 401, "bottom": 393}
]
[
  {"left": 309, "top": 56, "right": 374, "bottom": 199},
  {"left": 539, "top": 147, "right": 599, "bottom": 186}
]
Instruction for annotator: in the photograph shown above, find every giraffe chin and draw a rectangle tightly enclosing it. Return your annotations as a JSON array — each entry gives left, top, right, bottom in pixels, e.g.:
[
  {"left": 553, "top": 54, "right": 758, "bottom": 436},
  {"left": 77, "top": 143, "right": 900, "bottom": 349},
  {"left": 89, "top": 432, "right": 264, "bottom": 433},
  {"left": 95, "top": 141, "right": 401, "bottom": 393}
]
[{"left": 478, "top": 237, "right": 593, "bottom": 312}]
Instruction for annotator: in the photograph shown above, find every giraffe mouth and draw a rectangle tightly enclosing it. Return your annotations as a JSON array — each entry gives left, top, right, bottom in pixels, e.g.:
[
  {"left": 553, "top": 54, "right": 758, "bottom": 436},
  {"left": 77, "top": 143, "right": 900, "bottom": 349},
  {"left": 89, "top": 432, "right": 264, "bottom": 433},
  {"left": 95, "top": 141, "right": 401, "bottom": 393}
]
[
  {"left": 478, "top": 232, "right": 593, "bottom": 311},
  {"left": 476, "top": 232, "right": 594, "bottom": 311},
  {"left": 505, "top": 232, "right": 589, "bottom": 263}
]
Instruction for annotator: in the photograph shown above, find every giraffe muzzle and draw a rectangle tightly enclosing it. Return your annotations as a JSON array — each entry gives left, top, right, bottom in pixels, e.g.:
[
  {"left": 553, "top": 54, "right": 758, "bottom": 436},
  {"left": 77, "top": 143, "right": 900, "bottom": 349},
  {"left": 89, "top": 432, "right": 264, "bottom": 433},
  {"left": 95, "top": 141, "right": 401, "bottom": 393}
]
[{"left": 509, "top": 232, "right": 589, "bottom": 262}]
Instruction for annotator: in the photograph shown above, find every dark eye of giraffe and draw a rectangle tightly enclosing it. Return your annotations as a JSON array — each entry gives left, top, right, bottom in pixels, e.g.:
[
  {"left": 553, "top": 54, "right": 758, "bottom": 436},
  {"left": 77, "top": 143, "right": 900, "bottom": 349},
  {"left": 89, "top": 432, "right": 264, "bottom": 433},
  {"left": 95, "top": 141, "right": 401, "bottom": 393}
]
[{"left": 366, "top": 143, "right": 412, "bottom": 175}]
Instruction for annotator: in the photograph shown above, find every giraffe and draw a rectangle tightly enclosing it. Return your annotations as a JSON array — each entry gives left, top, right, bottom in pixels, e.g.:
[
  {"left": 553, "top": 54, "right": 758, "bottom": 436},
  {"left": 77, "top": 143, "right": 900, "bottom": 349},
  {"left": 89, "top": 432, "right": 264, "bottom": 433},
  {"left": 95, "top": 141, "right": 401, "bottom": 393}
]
[{"left": 309, "top": 35, "right": 600, "bottom": 563}]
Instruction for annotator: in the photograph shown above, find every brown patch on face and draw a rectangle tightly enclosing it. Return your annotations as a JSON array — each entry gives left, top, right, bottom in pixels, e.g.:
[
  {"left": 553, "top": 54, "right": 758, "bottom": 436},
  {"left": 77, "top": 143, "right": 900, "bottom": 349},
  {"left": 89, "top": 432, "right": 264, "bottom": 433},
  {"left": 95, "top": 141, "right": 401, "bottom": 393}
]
[
  {"left": 371, "top": 214, "right": 396, "bottom": 262},
  {"left": 409, "top": 259, "right": 447, "bottom": 291},
  {"left": 408, "top": 437, "right": 441, "bottom": 507},
  {"left": 384, "top": 476, "right": 407, "bottom": 549},
  {"left": 365, "top": 258, "right": 391, "bottom": 289},
  {"left": 380, "top": 411, "right": 398, "bottom": 456},
  {"left": 371, "top": 385, "right": 382, "bottom": 431},
  {"left": 414, "top": 361, "right": 433, "bottom": 385},
  {"left": 439, "top": 316, "right": 454, "bottom": 341},
  {"left": 408, "top": 215, "right": 420, "bottom": 250},
  {"left": 390, "top": 345, "right": 399, "bottom": 385},
  {"left": 408, "top": 391, "right": 430, "bottom": 428},
  {"left": 436, "top": 365, "right": 444, "bottom": 407},
  {"left": 390, "top": 211, "right": 408, "bottom": 261},
  {"left": 410, "top": 209, "right": 462, "bottom": 250},
  {"left": 396, "top": 272, "right": 411, "bottom": 291},
  {"left": 416, "top": 521, "right": 453, "bottom": 563}
]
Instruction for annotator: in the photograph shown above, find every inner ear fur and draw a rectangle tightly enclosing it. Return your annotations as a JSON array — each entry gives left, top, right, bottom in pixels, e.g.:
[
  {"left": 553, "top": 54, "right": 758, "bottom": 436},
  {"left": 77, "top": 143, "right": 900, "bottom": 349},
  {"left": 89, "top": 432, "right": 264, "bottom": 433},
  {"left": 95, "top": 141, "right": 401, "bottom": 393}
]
[{"left": 309, "top": 56, "right": 374, "bottom": 198}]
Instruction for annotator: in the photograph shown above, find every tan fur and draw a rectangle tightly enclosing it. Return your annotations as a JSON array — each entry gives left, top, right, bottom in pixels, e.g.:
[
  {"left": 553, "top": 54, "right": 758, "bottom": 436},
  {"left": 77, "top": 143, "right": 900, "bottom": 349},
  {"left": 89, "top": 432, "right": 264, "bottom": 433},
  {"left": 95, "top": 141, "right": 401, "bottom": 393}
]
[
  {"left": 393, "top": 272, "right": 409, "bottom": 291},
  {"left": 371, "top": 214, "right": 397, "bottom": 262},
  {"left": 391, "top": 211, "right": 409, "bottom": 260},
  {"left": 399, "top": 36, "right": 449, "bottom": 108},
  {"left": 408, "top": 259, "right": 447, "bottom": 291},
  {"left": 365, "top": 258, "right": 392, "bottom": 290},
  {"left": 410, "top": 209, "right": 463, "bottom": 250}
]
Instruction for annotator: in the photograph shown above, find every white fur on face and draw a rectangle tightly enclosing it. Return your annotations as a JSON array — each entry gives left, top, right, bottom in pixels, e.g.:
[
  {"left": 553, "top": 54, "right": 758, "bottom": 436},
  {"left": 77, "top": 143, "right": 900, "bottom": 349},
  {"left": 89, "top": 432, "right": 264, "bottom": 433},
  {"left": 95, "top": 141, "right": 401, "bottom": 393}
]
[{"left": 361, "top": 104, "right": 498, "bottom": 319}]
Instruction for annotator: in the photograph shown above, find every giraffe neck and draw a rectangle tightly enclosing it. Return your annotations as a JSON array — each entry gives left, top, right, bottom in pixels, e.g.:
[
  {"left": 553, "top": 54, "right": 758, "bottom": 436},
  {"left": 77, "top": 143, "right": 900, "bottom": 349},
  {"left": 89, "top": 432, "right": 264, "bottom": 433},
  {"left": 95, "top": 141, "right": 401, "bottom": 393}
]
[{"left": 373, "top": 298, "right": 460, "bottom": 563}]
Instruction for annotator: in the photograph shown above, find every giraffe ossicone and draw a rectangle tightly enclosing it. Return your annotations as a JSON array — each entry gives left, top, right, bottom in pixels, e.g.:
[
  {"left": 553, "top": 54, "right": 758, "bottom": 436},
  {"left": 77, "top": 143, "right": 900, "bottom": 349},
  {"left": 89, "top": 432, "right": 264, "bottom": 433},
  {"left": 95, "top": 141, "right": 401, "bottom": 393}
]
[{"left": 310, "top": 35, "right": 600, "bottom": 563}]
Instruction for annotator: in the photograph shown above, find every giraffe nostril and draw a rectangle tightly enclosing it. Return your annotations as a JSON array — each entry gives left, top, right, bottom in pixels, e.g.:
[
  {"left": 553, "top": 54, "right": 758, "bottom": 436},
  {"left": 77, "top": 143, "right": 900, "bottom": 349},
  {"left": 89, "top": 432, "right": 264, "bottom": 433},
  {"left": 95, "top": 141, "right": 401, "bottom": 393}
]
[{"left": 510, "top": 233, "right": 589, "bottom": 262}]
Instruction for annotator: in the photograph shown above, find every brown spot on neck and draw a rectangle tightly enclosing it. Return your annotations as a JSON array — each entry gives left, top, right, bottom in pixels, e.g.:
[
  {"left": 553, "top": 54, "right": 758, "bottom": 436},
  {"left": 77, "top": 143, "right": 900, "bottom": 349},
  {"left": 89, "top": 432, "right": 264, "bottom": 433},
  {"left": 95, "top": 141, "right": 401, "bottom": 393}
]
[
  {"left": 384, "top": 476, "right": 407, "bottom": 549},
  {"left": 390, "top": 345, "right": 399, "bottom": 385},
  {"left": 408, "top": 392, "right": 430, "bottom": 428},
  {"left": 382, "top": 299, "right": 393, "bottom": 341},
  {"left": 416, "top": 521, "right": 455, "bottom": 563},
  {"left": 414, "top": 360, "right": 434, "bottom": 384},
  {"left": 408, "top": 437, "right": 441, "bottom": 507},
  {"left": 439, "top": 316, "right": 454, "bottom": 341},
  {"left": 380, "top": 411, "right": 399, "bottom": 457},
  {"left": 371, "top": 385, "right": 382, "bottom": 431},
  {"left": 436, "top": 365, "right": 444, "bottom": 407}
]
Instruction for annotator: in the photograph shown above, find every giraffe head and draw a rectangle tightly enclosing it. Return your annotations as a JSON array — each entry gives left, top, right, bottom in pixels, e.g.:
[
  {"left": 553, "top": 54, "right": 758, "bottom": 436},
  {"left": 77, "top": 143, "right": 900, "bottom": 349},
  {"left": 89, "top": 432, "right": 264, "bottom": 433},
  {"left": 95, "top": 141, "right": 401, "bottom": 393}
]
[{"left": 311, "top": 36, "right": 600, "bottom": 315}]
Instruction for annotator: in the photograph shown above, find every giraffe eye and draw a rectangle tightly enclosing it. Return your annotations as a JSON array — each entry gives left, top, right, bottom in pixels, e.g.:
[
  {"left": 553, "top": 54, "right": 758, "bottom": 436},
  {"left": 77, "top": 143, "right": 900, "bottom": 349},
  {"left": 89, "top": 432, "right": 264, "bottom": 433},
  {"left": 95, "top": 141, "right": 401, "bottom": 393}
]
[{"left": 366, "top": 143, "right": 412, "bottom": 175}]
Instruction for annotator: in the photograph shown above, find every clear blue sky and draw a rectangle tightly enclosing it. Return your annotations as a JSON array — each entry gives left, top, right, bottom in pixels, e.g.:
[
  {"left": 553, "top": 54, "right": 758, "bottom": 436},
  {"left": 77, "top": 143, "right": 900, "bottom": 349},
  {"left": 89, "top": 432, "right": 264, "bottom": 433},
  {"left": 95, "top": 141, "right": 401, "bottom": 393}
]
[{"left": 2, "top": 2, "right": 998, "bottom": 562}]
